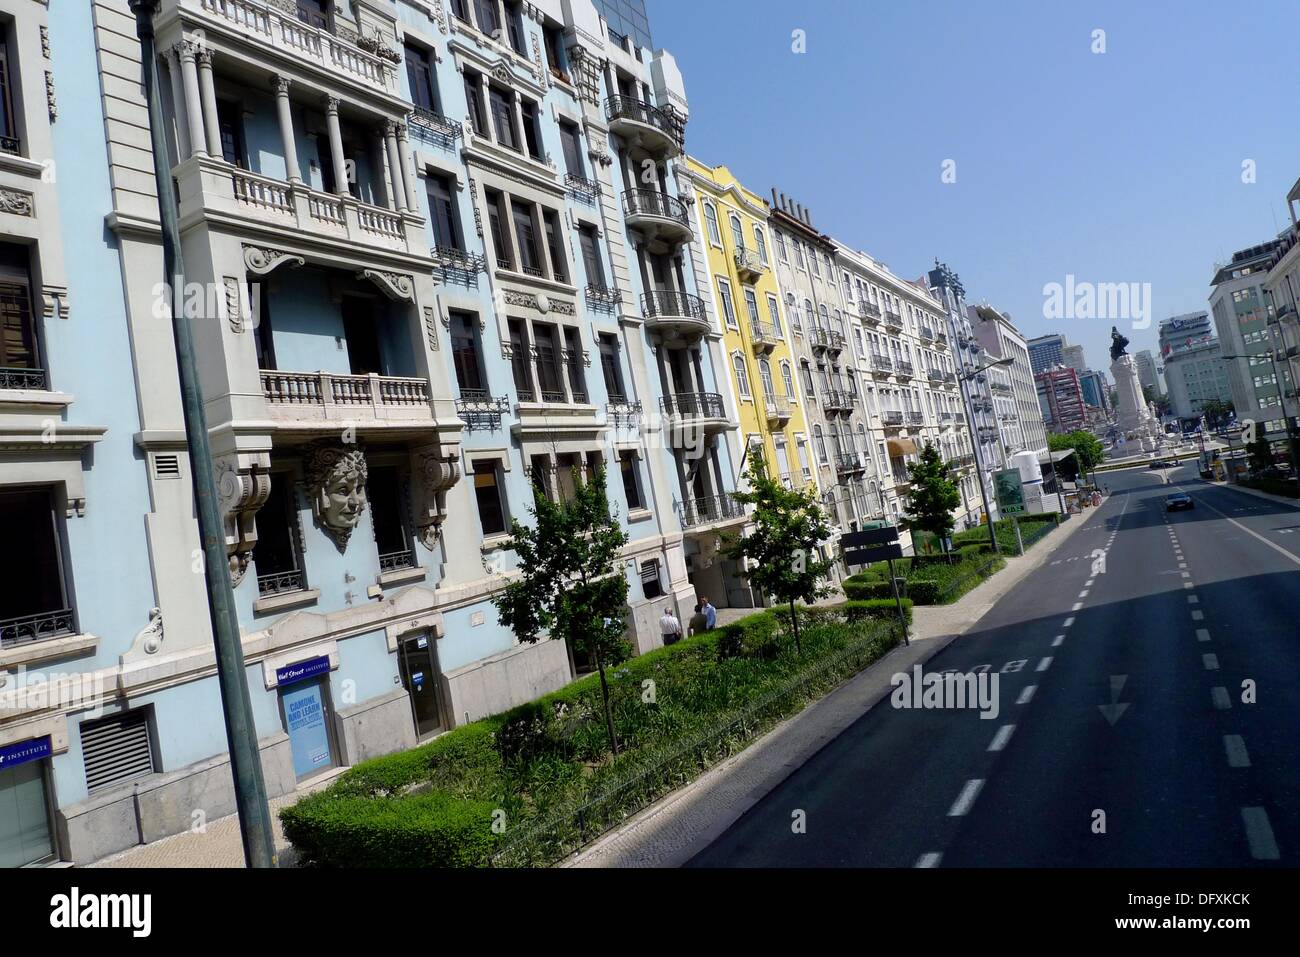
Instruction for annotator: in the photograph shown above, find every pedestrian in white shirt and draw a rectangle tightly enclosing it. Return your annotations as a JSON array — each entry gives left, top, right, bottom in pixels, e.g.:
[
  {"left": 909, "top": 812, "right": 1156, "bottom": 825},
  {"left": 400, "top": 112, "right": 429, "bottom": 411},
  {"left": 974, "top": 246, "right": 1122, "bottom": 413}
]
[{"left": 660, "top": 607, "right": 682, "bottom": 646}]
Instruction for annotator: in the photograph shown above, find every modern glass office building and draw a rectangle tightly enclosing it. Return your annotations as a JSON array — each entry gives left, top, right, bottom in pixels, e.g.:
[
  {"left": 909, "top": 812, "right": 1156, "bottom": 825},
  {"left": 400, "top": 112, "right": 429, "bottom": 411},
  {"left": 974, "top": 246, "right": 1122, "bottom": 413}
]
[{"left": 594, "top": 0, "right": 654, "bottom": 49}]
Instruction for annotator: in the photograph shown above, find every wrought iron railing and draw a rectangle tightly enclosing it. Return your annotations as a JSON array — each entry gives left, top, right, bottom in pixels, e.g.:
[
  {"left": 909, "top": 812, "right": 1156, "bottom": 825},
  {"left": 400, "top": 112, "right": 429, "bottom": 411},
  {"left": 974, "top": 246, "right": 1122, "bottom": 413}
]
[
  {"left": 0, "top": 608, "right": 75, "bottom": 649},
  {"left": 585, "top": 284, "right": 622, "bottom": 310},
  {"left": 679, "top": 492, "right": 745, "bottom": 528},
  {"left": 882, "top": 410, "right": 905, "bottom": 426},
  {"left": 870, "top": 353, "right": 894, "bottom": 373},
  {"left": 256, "top": 569, "right": 305, "bottom": 597},
  {"left": 378, "top": 549, "right": 416, "bottom": 572},
  {"left": 660, "top": 392, "right": 724, "bottom": 419},
  {"left": 896, "top": 361, "right": 915, "bottom": 378},
  {"left": 750, "top": 318, "right": 780, "bottom": 344},
  {"left": 622, "top": 189, "right": 689, "bottom": 225},
  {"left": 734, "top": 246, "right": 766, "bottom": 275},
  {"left": 642, "top": 289, "right": 707, "bottom": 322},
  {"left": 0, "top": 366, "right": 48, "bottom": 390},
  {"left": 565, "top": 173, "right": 602, "bottom": 200},
  {"left": 605, "top": 96, "right": 681, "bottom": 146},
  {"left": 409, "top": 106, "right": 462, "bottom": 146},
  {"left": 456, "top": 390, "right": 510, "bottom": 432}
]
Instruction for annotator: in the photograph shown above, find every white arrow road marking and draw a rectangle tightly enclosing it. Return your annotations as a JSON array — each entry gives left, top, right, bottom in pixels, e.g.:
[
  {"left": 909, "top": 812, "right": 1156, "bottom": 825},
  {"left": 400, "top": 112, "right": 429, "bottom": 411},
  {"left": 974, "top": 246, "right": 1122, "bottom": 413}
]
[{"left": 1099, "top": 675, "right": 1129, "bottom": 726}]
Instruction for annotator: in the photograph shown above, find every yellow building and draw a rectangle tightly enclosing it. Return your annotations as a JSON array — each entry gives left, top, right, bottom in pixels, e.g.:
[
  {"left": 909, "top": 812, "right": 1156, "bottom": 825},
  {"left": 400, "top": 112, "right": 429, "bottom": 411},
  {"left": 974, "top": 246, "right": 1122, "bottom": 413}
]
[{"left": 685, "top": 157, "right": 816, "bottom": 491}]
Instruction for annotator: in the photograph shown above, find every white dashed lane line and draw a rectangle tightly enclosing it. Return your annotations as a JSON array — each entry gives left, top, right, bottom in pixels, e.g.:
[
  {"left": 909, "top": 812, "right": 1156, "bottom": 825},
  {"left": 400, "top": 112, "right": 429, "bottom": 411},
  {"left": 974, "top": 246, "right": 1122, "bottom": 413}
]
[
  {"left": 1016, "top": 685, "right": 1036, "bottom": 705},
  {"left": 948, "top": 779, "right": 984, "bottom": 817},
  {"left": 988, "top": 725, "right": 1016, "bottom": 752},
  {"left": 1242, "top": 808, "right": 1281, "bottom": 860},
  {"left": 1224, "top": 735, "right": 1251, "bottom": 768},
  {"left": 1203, "top": 653, "right": 1220, "bottom": 671},
  {"left": 1036, "top": 657, "right": 1053, "bottom": 672},
  {"left": 1211, "top": 687, "right": 1232, "bottom": 710},
  {"left": 1196, "top": 629, "right": 1211, "bottom": 642},
  {"left": 915, "top": 852, "right": 942, "bottom": 868},
  {"left": 1051, "top": 634, "right": 1065, "bottom": 648}
]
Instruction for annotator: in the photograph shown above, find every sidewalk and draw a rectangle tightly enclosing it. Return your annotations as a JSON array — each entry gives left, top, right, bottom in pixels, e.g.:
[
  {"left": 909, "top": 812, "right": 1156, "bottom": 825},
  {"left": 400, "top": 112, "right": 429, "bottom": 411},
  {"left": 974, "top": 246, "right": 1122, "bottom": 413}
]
[
  {"left": 566, "top": 511, "right": 1101, "bottom": 868},
  {"left": 1196, "top": 477, "right": 1300, "bottom": 511}
]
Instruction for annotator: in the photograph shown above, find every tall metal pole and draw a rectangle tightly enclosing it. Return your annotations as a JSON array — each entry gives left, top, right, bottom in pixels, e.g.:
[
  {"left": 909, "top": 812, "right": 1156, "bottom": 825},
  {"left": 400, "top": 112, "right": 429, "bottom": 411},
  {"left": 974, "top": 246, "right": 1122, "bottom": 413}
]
[{"left": 130, "top": 1, "right": 277, "bottom": 868}]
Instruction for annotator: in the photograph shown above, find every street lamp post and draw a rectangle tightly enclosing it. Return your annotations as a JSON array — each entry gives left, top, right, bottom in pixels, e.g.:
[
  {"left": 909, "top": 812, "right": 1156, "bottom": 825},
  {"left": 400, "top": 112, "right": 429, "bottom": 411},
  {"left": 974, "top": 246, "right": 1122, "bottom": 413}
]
[
  {"left": 130, "top": 1, "right": 276, "bottom": 868},
  {"left": 958, "top": 356, "right": 1014, "bottom": 554}
]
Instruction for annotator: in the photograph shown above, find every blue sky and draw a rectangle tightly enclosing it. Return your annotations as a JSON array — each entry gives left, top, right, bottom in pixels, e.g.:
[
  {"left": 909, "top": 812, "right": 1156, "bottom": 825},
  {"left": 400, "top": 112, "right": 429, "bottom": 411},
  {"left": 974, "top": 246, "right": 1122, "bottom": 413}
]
[{"left": 647, "top": 0, "right": 1298, "bottom": 372}]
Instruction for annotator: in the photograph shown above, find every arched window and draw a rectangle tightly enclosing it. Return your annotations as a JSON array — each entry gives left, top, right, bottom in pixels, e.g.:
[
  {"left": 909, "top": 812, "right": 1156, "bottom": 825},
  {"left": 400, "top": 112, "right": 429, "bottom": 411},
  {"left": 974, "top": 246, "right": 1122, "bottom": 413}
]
[
  {"left": 819, "top": 303, "right": 830, "bottom": 327},
  {"left": 776, "top": 231, "right": 789, "bottom": 263},
  {"left": 813, "top": 424, "right": 827, "bottom": 464},
  {"left": 758, "top": 357, "right": 775, "bottom": 400},
  {"left": 804, "top": 300, "right": 816, "bottom": 330},
  {"left": 753, "top": 226, "right": 768, "bottom": 264},
  {"left": 702, "top": 201, "right": 721, "bottom": 245},
  {"left": 781, "top": 361, "right": 795, "bottom": 399},
  {"left": 728, "top": 213, "right": 744, "bottom": 251},
  {"left": 732, "top": 353, "right": 750, "bottom": 398},
  {"left": 829, "top": 424, "right": 843, "bottom": 457}
]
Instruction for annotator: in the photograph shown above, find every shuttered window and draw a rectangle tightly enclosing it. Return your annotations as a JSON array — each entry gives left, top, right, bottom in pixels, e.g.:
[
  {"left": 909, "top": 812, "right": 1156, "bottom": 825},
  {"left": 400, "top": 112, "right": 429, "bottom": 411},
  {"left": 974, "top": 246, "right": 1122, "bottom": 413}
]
[{"left": 81, "top": 710, "right": 155, "bottom": 794}]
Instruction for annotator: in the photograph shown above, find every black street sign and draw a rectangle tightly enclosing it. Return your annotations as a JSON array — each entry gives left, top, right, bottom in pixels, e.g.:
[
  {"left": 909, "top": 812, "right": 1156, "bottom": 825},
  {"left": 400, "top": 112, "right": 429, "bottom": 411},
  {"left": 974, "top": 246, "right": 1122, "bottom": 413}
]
[
  {"left": 844, "top": 542, "right": 904, "bottom": 566},
  {"left": 841, "top": 526, "right": 899, "bottom": 549}
]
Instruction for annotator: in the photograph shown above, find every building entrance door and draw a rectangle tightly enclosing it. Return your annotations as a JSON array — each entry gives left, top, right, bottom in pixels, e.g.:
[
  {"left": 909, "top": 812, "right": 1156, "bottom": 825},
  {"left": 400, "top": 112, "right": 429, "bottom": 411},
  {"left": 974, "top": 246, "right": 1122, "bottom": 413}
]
[
  {"left": 0, "top": 749, "right": 56, "bottom": 867},
  {"left": 399, "top": 634, "right": 445, "bottom": 737}
]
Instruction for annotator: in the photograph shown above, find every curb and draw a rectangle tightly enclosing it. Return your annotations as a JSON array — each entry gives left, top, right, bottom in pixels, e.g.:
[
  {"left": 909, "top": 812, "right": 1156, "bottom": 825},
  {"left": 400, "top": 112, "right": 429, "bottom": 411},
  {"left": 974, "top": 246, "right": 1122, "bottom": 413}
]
[
  {"left": 563, "top": 504, "right": 1102, "bottom": 868},
  {"left": 1196, "top": 478, "right": 1300, "bottom": 511}
]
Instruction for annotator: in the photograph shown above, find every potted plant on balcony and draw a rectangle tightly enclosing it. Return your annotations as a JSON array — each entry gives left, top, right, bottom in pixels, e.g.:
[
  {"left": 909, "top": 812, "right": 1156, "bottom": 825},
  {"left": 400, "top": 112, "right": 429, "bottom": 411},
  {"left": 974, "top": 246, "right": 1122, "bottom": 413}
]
[{"left": 357, "top": 31, "right": 402, "bottom": 63}]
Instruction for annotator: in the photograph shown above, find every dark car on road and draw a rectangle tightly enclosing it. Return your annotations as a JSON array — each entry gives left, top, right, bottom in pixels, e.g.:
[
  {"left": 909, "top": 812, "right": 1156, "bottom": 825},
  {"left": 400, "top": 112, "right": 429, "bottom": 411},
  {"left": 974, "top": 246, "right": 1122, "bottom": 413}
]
[
  {"left": 1148, "top": 459, "right": 1178, "bottom": 469},
  {"left": 1165, "top": 492, "right": 1194, "bottom": 511}
]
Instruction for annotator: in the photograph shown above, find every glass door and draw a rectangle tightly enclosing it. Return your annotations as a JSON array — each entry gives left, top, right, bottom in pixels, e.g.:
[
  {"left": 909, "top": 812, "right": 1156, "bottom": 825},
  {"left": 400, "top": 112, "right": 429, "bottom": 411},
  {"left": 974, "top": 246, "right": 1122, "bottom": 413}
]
[
  {"left": 0, "top": 760, "right": 55, "bottom": 868},
  {"left": 399, "top": 635, "right": 445, "bottom": 737}
]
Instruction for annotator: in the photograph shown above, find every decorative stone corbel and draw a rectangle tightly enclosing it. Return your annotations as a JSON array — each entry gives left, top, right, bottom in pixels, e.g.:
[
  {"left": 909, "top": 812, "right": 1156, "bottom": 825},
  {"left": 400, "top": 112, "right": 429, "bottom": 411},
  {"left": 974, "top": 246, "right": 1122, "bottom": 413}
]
[
  {"left": 356, "top": 268, "right": 416, "bottom": 303},
  {"left": 411, "top": 443, "right": 461, "bottom": 550},
  {"left": 216, "top": 452, "right": 271, "bottom": 585},
  {"left": 244, "top": 245, "right": 305, "bottom": 277},
  {"left": 122, "top": 608, "right": 164, "bottom": 662}
]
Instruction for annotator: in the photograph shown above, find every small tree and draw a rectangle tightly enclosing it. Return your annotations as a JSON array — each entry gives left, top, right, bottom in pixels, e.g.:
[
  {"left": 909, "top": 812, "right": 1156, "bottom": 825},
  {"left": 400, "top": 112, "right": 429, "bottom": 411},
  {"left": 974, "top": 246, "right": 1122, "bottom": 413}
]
[
  {"left": 493, "top": 467, "right": 631, "bottom": 755},
  {"left": 1049, "top": 430, "right": 1105, "bottom": 482},
  {"left": 725, "top": 453, "right": 835, "bottom": 654},
  {"left": 902, "top": 442, "right": 961, "bottom": 557}
]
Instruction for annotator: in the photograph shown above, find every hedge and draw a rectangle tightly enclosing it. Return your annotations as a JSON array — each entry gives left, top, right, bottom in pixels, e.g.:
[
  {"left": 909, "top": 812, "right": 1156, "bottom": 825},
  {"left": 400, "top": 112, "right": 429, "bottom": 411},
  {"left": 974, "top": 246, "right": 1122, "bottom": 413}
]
[
  {"left": 1239, "top": 478, "right": 1300, "bottom": 498},
  {"left": 280, "top": 604, "right": 899, "bottom": 868}
]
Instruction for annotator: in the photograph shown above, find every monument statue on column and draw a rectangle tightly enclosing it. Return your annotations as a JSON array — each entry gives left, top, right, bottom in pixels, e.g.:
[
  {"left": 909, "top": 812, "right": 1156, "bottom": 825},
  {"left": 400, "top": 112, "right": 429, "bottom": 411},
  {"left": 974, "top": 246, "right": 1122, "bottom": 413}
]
[{"left": 1109, "top": 326, "right": 1159, "bottom": 452}]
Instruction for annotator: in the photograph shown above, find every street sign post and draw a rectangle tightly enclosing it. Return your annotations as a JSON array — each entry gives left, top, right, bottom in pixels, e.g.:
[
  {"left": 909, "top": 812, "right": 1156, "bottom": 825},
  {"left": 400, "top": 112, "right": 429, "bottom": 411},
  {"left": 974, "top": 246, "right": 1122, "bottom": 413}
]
[{"left": 841, "top": 526, "right": 908, "bottom": 644}]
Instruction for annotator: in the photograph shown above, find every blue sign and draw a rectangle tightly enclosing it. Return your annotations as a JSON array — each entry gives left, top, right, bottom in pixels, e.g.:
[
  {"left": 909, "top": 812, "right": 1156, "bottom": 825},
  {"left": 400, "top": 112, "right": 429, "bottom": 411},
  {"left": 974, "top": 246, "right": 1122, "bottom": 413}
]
[
  {"left": 283, "top": 682, "right": 332, "bottom": 778},
  {"left": 0, "top": 735, "right": 52, "bottom": 770},
  {"left": 276, "top": 655, "right": 331, "bottom": 688}
]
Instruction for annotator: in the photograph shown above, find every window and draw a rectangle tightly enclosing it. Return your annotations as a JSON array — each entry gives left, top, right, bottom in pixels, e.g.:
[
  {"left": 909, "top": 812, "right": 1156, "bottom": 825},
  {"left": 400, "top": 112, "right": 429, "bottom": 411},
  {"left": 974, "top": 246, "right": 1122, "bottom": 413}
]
[
  {"left": 0, "top": 487, "right": 72, "bottom": 642},
  {"left": 776, "top": 231, "right": 788, "bottom": 263},
  {"left": 795, "top": 243, "right": 807, "bottom": 271},
  {"left": 641, "top": 559, "right": 664, "bottom": 599},
  {"left": 0, "top": 244, "right": 40, "bottom": 381},
  {"left": 804, "top": 300, "right": 816, "bottom": 331},
  {"left": 216, "top": 99, "right": 246, "bottom": 168},
  {"left": 511, "top": 200, "right": 541, "bottom": 274},
  {"left": 599, "top": 333, "right": 625, "bottom": 401},
  {"left": 449, "top": 0, "right": 470, "bottom": 23},
  {"left": 520, "top": 98, "right": 543, "bottom": 160},
  {"left": 559, "top": 121, "right": 585, "bottom": 177},
  {"left": 717, "top": 278, "right": 737, "bottom": 328},
  {"left": 489, "top": 86, "right": 517, "bottom": 150},
  {"left": 405, "top": 44, "right": 440, "bottom": 112},
  {"left": 0, "top": 29, "right": 19, "bottom": 155},
  {"left": 463, "top": 70, "right": 487, "bottom": 135},
  {"left": 759, "top": 357, "right": 775, "bottom": 400},
  {"left": 368, "top": 466, "right": 414, "bottom": 568},
  {"left": 474, "top": 0, "right": 500, "bottom": 36},
  {"left": 473, "top": 461, "right": 508, "bottom": 536},
  {"left": 252, "top": 477, "right": 306, "bottom": 595},
  {"left": 729, "top": 214, "right": 744, "bottom": 251},
  {"left": 800, "top": 360, "right": 816, "bottom": 397},
  {"left": 81, "top": 710, "right": 155, "bottom": 794},
  {"left": 767, "top": 294, "right": 783, "bottom": 336},
  {"left": 296, "top": 0, "right": 331, "bottom": 29},
  {"left": 534, "top": 323, "right": 564, "bottom": 400},
  {"left": 620, "top": 451, "right": 646, "bottom": 510},
  {"left": 563, "top": 327, "right": 586, "bottom": 402},
  {"left": 426, "top": 173, "right": 462, "bottom": 252},
  {"left": 702, "top": 201, "right": 721, "bottom": 245},
  {"left": 796, "top": 439, "right": 812, "bottom": 480},
  {"left": 450, "top": 311, "right": 485, "bottom": 395},
  {"left": 508, "top": 318, "right": 532, "bottom": 396},
  {"left": 543, "top": 209, "right": 567, "bottom": 282},
  {"left": 579, "top": 225, "right": 605, "bottom": 286},
  {"left": 753, "top": 226, "right": 768, "bottom": 265},
  {"left": 732, "top": 353, "right": 751, "bottom": 398},
  {"left": 744, "top": 288, "right": 760, "bottom": 327},
  {"left": 485, "top": 188, "right": 512, "bottom": 267},
  {"left": 781, "top": 361, "right": 795, "bottom": 399},
  {"left": 544, "top": 24, "right": 568, "bottom": 79},
  {"left": 504, "top": 0, "right": 528, "bottom": 55}
]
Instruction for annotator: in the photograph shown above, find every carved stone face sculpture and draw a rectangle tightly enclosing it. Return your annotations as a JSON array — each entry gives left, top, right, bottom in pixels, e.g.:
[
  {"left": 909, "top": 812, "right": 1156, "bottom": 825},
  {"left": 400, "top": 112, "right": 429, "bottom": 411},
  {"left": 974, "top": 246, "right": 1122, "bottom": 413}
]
[{"left": 306, "top": 442, "right": 369, "bottom": 550}]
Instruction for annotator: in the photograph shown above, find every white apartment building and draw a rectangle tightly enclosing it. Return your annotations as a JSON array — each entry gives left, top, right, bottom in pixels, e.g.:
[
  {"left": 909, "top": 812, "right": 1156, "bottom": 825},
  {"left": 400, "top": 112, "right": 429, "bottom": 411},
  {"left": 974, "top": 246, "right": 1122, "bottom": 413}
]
[{"left": 970, "top": 304, "right": 1049, "bottom": 453}]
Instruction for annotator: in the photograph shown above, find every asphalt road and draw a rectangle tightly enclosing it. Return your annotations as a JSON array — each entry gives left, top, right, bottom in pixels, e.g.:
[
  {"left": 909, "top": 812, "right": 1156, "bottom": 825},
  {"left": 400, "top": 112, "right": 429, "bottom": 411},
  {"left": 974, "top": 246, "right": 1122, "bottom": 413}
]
[{"left": 688, "top": 465, "right": 1298, "bottom": 867}]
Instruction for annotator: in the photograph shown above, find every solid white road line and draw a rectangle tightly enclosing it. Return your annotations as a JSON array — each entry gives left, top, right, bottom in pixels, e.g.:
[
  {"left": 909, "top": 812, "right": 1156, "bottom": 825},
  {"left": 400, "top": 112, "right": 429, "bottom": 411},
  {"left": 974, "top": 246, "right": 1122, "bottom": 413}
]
[
  {"left": 988, "top": 724, "right": 1016, "bottom": 751},
  {"left": 1036, "top": 656, "right": 1053, "bottom": 672},
  {"left": 1196, "top": 628, "right": 1211, "bottom": 642},
  {"left": 915, "top": 852, "right": 943, "bottom": 868},
  {"left": 1017, "top": 685, "right": 1036, "bottom": 705},
  {"left": 1203, "top": 653, "right": 1220, "bottom": 671},
  {"left": 1211, "top": 687, "right": 1232, "bottom": 710},
  {"left": 948, "top": 779, "right": 984, "bottom": 817},
  {"left": 1224, "top": 735, "right": 1251, "bottom": 768},
  {"left": 1241, "top": 807, "right": 1281, "bottom": 860}
]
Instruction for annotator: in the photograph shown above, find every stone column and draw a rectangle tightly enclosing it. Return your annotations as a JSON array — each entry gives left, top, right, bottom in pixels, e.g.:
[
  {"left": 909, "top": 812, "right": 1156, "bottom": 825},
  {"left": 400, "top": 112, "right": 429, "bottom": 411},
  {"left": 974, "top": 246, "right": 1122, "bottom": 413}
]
[
  {"left": 178, "top": 41, "right": 208, "bottom": 159},
  {"left": 272, "top": 75, "right": 302, "bottom": 184},
  {"left": 397, "top": 123, "right": 419, "bottom": 211},
  {"left": 197, "top": 49, "right": 223, "bottom": 159},
  {"left": 323, "top": 96, "right": 350, "bottom": 196},
  {"left": 382, "top": 122, "right": 407, "bottom": 212},
  {"left": 165, "top": 49, "right": 191, "bottom": 161}
]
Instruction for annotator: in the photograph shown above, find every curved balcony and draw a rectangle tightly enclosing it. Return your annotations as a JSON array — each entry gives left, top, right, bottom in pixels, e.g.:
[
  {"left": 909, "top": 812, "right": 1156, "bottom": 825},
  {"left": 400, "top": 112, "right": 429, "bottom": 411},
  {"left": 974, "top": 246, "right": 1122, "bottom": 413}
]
[
  {"left": 734, "top": 246, "right": 766, "bottom": 281},
  {"left": 764, "top": 394, "right": 792, "bottom": 424},
  {"left": 750, "top": 318, "right": 781, "bottom": 352},
  {"left": 660, "top": 392, "right": 730, "bottom": 442},
  {"left": 679, "top": 492, "right": 746, "bottom": 530},
  {"left": 642, "top": 290, "right": 710, "bottom": 340},
  {"left": 605, "top": 96, "right": 683, "bottom": 158},
  {"left": 808, "top": 326, "right": 846, "bottom": 354},
  {"left": 869, "top": 353, "right": 894, "bottom": 376},
  {"left": 623, "top": 189, "right": 693, "bottom": 249}
]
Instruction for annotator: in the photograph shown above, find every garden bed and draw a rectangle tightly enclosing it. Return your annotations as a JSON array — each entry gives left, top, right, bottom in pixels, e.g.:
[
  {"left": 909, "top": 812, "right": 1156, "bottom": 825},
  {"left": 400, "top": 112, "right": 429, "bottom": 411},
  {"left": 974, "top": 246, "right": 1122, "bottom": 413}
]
[{"left": 280, "top": 601, "right": 907, "bottom": 868}]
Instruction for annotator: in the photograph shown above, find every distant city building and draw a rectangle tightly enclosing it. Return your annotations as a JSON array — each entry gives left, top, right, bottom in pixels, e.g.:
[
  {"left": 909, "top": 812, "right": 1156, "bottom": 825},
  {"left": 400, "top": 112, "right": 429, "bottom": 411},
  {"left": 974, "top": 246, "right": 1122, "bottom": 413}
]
[
  {"left": 1135, "top": 349, "right": 1163, "bottom": 397},
  {"left": 1163, "top": 339, "right": 1233, "bottom": 423},
  {"left": 1079, "top": 370, "right": 1109, "bottom": 410},
  {"left": 1035, "top": 366, "right": 1088, "bottom": 433},
  {"left": 1027, "top": 333, "right": 1067, "bottom": 374},
  {"left": 1263, "top": 177, "right": 1300, "bottom": 441},
  {"left": 1210, "top": 237, "right": 1295, "bottom": 443},
  {"left": 971, "top": 306, "right": 1050, "bottom": 452},
  {"left": 1063, "top": 343, "right": 1087, "bottom": 372},
  {"left": 593, "top": 0, "right": 653, "bottom": 49},
  {"left": 1159, "top": 312, "right": 1215, "bottom": 359}
]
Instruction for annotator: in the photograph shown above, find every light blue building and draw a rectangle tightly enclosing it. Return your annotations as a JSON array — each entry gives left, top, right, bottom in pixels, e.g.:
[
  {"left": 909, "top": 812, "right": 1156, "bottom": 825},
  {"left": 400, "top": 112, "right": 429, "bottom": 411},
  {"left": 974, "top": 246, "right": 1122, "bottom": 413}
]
[{"left": 0, "top": 0, "right": 743, "bottom": 867}]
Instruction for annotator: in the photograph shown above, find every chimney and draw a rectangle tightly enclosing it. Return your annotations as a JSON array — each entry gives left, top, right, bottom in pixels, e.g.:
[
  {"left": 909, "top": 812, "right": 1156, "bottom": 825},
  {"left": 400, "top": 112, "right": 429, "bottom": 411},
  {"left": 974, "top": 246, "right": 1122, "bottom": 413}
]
[
  {"left": 771, "top": 188, "right": 779, "bottom": 208},
  {"left": 779, "top": 192, "right": 788, "bottom": 212}
]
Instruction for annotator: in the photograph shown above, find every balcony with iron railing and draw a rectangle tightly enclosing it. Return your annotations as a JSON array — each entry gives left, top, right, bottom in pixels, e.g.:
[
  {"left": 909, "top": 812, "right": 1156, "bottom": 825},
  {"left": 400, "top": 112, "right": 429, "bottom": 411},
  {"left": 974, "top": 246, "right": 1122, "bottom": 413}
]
[
  {"left": 585, "top": 284, "right": 623, "bottom": 311},
  {"left": 623, "top": 189, "right": 693, "bottom": 247},
  {"left": 189, "top": 0, "right": 398, "bottom": 94},
  {"left": 0, "top": 607, "right": 77, "bottom": 651},
  {"left": 895, "top": 360, "right": 915, "bottom": 379},
  {"left": 565, "top": 173, "right": 602, "bottom": 202},
  {"left": 679, "top": 492, "right": 746, "bottom": 529},
  {"left": 906, "top": 411, "right": 925, "bottom": 426},
  {"left": 430, "top": 245, "right": 488, "bottom": 281},
  {"left": 764, "top": 394, "right": 792, "bottom": 423},
  {"left": 836, "top": 451, "right": 866, "bottom": 475},
  {"left": 605, "top": 95, "right": 683, "bottom": 157},
  {"left": 821, "top": 388, "right": 853, "bottom": 413},
  {"left": 881, "top": 410, "right": 905, "bottom": 427},
  {"left": 883, "top": 308, "right": 903, "bottom": 330},
  {"left": 0, "top": 367, "right": 49, "bottom": 392},
  {"left": 642, "top": 289, "right": 710, "bottom": 340},
  {"left": 408, "top": 106, "right": 463, "bottom": 149},
  {"left": 750, "top": 318, "right": 781, "bottom": 351},
  {"left": 858, "top": 300, "right": 881, "bottom": 323},
  {"left": 734, "top": 246, "right": 767, "bottom": 280},
  {"left": 809, "top": 326, "right": 847, "bottom": 354},
  {"left": 919, "top": 325, "right": 936, "bottom": 342},
  {"left": 260, "top": 369, "right": 435, "bottom": 432},
  {"left": 455, "top": 389, "right": 510, "bottom": 432},
  {"left": 927, "top": 368, "right": 946, "bottom": 384},
  {"left": 869, "top": 353, "right": 894, "bottom": 375}
]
